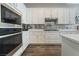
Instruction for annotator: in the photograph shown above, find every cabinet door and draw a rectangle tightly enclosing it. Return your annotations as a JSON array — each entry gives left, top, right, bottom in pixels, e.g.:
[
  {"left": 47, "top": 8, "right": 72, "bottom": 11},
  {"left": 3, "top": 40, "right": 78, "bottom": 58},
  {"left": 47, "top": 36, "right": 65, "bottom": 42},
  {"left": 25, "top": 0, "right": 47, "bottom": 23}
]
[
  {"left": 37, "top": 31, "right": 46, "bottom": 43},
  {"left": 45, "top": 32, "right": 61, "bottom": 43},
  {"left": 22, "top": 31, "right": 29, "bottom": 46},
  {"left": 29, "top": 31, "right": 36, "bottom": 43},
  {"left": 30, "top": 8, "right": 45, "bottom": 24},
  {"left": 26, "top": 8, "right": 32, "bottom": 24},
  {"left": 51, "top": 8, "right": 58, "bottom": 18},
  {"left": 30, "top": 8, "right": 39, "bottom": 24},
  {"left": 43, "top": 8, "right": 51, "bottom": 18},
  {"left": 37, "top": 8, "right": 45, "bottom": 24},
  {"left": 58, "top": 8, "right": 70, "bottom": 24},
  {"left": 63, "top": 8, "right": 70, "bottom": 24},
  {"left": 58, "top": 8, "right": 64, "bottom": 24},
  {"left": 29, "top": 31, "right": 45, "bottom": 43},
  {"left": 69, "top": 8, "right": 76, "bottom": 24}
]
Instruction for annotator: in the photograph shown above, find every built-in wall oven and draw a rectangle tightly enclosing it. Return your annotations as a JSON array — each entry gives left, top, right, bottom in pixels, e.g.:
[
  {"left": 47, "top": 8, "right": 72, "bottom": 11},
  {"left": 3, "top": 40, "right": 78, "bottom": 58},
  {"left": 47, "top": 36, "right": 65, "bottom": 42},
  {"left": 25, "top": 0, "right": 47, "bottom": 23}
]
[
  {"left": 0, "top": 4, "right": 22, "bottom": 56},
  {"left": 0, "top": 32, "right": 22, "bottom": 56},
  {"left": 1, "top": 5, "right": 21, "bottom": 25}
]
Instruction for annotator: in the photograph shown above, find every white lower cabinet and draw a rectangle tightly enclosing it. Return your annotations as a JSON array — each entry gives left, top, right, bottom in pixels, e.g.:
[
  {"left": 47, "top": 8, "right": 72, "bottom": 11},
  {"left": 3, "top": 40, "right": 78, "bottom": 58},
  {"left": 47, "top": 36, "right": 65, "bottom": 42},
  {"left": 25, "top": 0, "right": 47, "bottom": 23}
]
[
  {"left": 29, "top": 30, "right": 46, "bottom": 43},
  {"left": 29, "top": 30, "right": 61, "bottom": 44},
  {"left": 62, "top": 36, "right": 79, "bottom": 56},
  {"left": 45, "top": 31, "right": 61, "bottom": 43}
]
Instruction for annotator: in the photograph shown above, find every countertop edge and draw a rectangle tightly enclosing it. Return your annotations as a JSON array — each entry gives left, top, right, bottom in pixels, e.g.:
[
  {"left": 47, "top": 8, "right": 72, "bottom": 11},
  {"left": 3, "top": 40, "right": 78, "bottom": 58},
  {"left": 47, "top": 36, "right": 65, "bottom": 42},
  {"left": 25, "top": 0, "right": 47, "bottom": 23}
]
[{"left": 60, "top": 34, "right": 79, "bottom": 44}]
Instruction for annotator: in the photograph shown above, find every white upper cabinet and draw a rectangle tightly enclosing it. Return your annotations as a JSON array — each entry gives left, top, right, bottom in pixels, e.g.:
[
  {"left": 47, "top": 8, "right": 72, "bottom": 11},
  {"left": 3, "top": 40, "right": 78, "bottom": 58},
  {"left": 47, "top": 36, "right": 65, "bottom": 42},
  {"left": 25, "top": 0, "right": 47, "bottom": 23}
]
[
  {"left": 26, "top": 8, "right": 31, "bottom": 24},
  {"left": 29, "top": 7, "right": 76, "bottom": 24},
  {"left": 30, "top": 8, "right": 39, "bottom": 24},
  {"left": 37, "top": 8, "right": 45, "bottom": 24},
  {"left": 57, "top": 8, "right": 71, "bottom": 24},
  {"left": 57, "top": 8, "right": 64, "bottom": 24},
  {"left": 63, "top": 8, "right": 70, "bottom": 24},
  {"left": 44, "top": 8, "right": 70, "bottom": 24},
  {"left": 30, "top": 8, "right": 52, "bottom": 24},
  {"left": 30, "top": 8, "right": 45, "bottom": 24},
  {"left": 43, "top": 8, "right": 51, "bottom": 18},
  {"left": 51, "top": 8, "right": 58, "bottom": 18},
  {"left": 69, "top": 8, "right": 76, "bottom": 24}
]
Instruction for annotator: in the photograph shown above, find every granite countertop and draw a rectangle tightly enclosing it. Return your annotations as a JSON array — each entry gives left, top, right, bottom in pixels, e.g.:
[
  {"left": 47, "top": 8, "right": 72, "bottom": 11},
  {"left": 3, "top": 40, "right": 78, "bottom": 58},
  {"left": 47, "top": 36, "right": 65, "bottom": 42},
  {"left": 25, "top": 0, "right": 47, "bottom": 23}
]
[{"left": 60, "top": 33, "right": 79, "bottom": 44}]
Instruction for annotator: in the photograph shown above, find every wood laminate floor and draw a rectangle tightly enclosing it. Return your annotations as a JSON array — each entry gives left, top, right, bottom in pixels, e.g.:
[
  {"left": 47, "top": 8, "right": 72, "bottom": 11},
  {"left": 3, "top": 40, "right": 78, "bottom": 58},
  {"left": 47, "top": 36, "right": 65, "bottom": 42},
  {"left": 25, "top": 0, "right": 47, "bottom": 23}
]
[{"left": 22, "top": 44, "right": 61, "bottom": 56}]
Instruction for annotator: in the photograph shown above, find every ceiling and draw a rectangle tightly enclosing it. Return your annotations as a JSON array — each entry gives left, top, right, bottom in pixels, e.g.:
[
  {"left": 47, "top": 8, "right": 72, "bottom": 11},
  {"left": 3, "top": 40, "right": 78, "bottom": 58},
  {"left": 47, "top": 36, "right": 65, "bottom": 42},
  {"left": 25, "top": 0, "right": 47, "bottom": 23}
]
[{"left": 25, "top": 3, "right": 79, "bottom": 8}]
